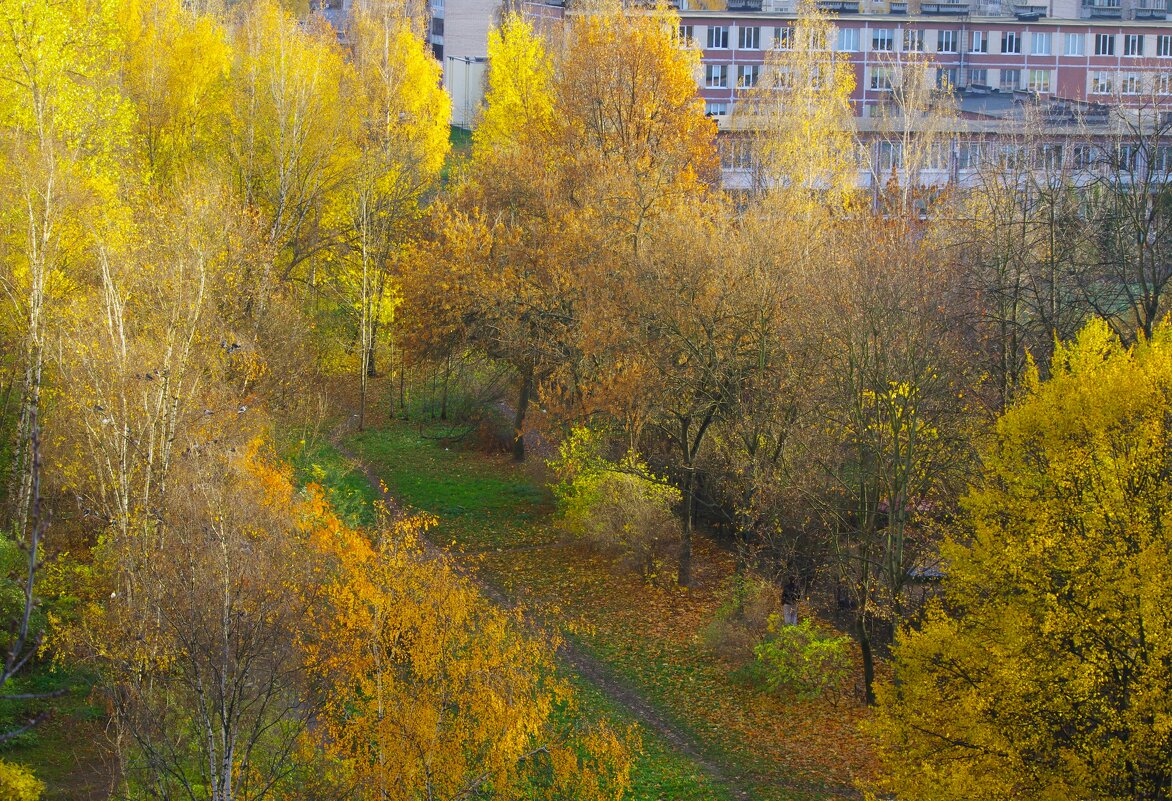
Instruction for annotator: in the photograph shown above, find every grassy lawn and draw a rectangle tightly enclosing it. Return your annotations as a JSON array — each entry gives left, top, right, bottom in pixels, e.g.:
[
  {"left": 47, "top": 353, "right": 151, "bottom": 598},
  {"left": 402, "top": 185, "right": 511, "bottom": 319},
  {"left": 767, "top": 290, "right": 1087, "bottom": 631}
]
[
  {"left": 0, "top": 667, "right": 110, "bottom": 800},
  {"left": 345, "top": 422, "right": 876, "bottom": 800}
]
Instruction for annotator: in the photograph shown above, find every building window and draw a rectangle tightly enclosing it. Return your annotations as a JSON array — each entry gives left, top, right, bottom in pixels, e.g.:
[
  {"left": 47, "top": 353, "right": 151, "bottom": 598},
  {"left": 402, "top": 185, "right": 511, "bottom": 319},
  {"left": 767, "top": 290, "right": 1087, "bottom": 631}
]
[
  {"left": 1091, "top": 70, "right": 1113, "bottom": 93},
  {"left": 1032, "top": 32, "right": 1051, "bottom": 55},
  {"left": 878, "top": 141, "right": 902, "bottom": 171},
  {"left": 938, "top": 30, "right": 958, "bottom": 52},
  {"left": 705, "top": 63, "right": 729, "bottom": 88},
  {"left": 776, "top": 26, "right": 793, "bottom": 49},
  {"left": 1154, "top": 145, "right": 1172, "bottom": 173},
  {"left": 971, "top": 30, "right": 988, "bottom": 53},
  {"left": 968, "top": 67, "right": 988, "bottom": 85},
  {"left": 1095, "top": 33, "right": 1115, "bottom": 56},
  {"left": 1120, "top": 72, "right": 1141, "bottom": 93},
  {"left": 1156, "top": 73, "right": 1172, "bottom": 93},
  {"left": 1160, "top": 35, "right": 1172, "bottom": 57},
  {"left": 1028, "top": 68, "right": 1052, "bottom": 92},
  {"left": 903, "top": 29, "right": 924, "bottom": 52},
  {"left": 707, "top": 26, "right": 730, "bottom": 49},
  {"left": 870, "top": 65, "right": 894, "bottom": 90},
  {"left": 1065, "top": 32, "right": 1085, "bottom": 56},
  {"left": 1124, "top": 34, "right": 1143, "bottom": 56},
  {"left": 873, "top": 29, "right": 894, "bottom": 51},
  {"left": 1002, "top": 31, "right": 1022, "bottom": 54},
  {"left": 705, "top": 101, "right": 728, "bottom": 116},
  {"left": 739, "top": 26, "right": 761, "bottom": 50},
  {"left": 1001, "top": 68, "right": 1021, "bottom": 90},
  {"left": 937, "top": 67, "right": 959, "bottom": 88},
  {"left": 738, "top": 64, "right": 760, "bottom": 88},
  {"left": 837, "top": 26, "right": 859, "bottom": 51},
  {"left": 678, "top": 25, "right": 694, "bottom": 45},
  {"left": 1037, "top": 143, "right": 1063, "bottom": 170}
]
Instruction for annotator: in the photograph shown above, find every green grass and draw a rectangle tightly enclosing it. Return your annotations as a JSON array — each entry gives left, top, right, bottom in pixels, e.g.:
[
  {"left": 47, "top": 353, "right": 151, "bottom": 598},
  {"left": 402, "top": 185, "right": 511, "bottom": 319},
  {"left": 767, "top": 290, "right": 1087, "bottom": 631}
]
[
  {"left": 0, "top": 666, "right": 110, "bottom": 800},
  {"left": 349, "top": 427, "right": 554, "bottom": 548},
  {"left": 338, "top": 422, "right": 872, "bottom": 800},
  {"left": 566, "top": 674, "right": 736, "bottom": 801},
  {"left": 309, "top": 430, "right": 731, "bottom": 801},
  {"left": 284, "top": 435, "right": 380, "bottom": 528}
]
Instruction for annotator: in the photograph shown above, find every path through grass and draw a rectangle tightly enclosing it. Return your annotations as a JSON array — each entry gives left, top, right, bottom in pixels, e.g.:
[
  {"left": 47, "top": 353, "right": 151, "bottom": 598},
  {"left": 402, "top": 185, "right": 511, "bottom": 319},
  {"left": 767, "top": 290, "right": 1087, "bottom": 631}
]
[{"left": 341, "top": 423, "right": 874, "bottom": 801}]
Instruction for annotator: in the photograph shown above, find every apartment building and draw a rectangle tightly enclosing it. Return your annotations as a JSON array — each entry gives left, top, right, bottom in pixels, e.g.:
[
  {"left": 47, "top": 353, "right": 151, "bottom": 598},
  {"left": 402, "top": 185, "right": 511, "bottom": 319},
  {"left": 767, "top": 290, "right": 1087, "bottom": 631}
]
[{"left": 687, "top": 0, "right": 1172, "bottom": 118}]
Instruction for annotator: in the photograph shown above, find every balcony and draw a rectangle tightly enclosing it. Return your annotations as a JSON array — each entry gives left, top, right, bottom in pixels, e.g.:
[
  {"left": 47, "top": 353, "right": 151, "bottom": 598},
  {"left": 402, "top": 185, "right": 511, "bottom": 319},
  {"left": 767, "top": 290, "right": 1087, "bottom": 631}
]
[
  {"left": 921, "top": 0, "right": 971, "bottom": 11},
  {"left": 727, "top": 0, "right": 764, "bottom": 9},
  {"left": 1082, "top": 0, "right": 1121, "bottom": 16},
  {"left": 817, "top": 0, "right": 861, "bottom": 10},
  {"left": 1012, "top": 2, "right": 1046, "bottom": 17},
  {"left": 1135, "top": 0, "right": 1168, "bottom": 17},
  {"left": 890, "top": 1, "right": 908, "bottom": 12}
]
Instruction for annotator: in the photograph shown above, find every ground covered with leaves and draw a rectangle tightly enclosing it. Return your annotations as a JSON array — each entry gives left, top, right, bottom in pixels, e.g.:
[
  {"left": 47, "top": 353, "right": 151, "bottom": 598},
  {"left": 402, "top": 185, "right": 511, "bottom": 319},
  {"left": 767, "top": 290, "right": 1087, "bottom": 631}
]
[{"left": 338, "top": 423, "right": 875, "bottom": 800}]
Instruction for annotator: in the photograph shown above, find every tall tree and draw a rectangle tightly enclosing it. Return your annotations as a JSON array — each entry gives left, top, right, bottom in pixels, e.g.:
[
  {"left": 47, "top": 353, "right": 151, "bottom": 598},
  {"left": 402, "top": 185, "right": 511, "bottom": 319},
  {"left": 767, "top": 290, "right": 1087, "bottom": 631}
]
[{"left": 874, "top": 319, "right": 1172, "bottom": 800}]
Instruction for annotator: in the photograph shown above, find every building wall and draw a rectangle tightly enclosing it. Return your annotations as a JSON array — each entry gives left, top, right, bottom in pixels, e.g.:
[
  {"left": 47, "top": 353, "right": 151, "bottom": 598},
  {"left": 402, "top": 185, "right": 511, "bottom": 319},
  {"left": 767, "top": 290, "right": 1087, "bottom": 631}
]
[{"left": 685, "top": 12, "right": 1172, "bottom": 117}]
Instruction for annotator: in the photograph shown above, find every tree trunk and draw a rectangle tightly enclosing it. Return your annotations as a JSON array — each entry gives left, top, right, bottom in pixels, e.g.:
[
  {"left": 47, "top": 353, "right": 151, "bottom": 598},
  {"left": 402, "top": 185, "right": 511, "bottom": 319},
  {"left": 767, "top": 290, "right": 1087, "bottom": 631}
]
[
  {"left": 440, "top": 353, "right": 451, "bottom": 421},
  {"left": 399, "top": 357, "right": 407, "bottom": 420},
  {"left": 512, "top": 367, "right": 533, "bottom": 462},
  {"left": 858, "top": 611, "right": 875, "bottom": 705},
  {"left": 678, "top": 468, "right": 694, "bottom": 586}
]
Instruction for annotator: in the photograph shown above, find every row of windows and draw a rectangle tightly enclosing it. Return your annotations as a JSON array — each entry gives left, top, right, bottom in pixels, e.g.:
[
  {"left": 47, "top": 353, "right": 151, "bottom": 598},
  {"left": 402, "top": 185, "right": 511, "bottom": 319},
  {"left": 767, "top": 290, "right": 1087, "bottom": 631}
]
[
  {"left": 864, "top": 65, "right": 1054, "bottom": 91},
  {"left": 1089, "top": 70, "right": 1172, "bottom": 93},
  {"left": 687, "top": 25, "right": 1172, "bottom": 59},
  {"left": 720, "top": 139, "right": 1172, "bottom": 175},
  {"left": 704, "top": 61, "right": 1172, "bottom": 93}
]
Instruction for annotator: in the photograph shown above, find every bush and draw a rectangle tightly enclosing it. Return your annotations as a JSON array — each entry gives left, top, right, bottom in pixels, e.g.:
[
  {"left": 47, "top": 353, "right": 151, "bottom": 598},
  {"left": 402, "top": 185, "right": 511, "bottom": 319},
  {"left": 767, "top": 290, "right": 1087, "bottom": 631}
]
[
  {"left": 754, "top": 617, "right": 853, "bottom": 702},
  {"left": 700, "top": 575, "right": 783, "bottom": 665},
  {"left": 0, "top": 761, "right": 43, "bottom": 801},
  {"left": 550, "top": 427, "right": 680, "bottom": 579}
]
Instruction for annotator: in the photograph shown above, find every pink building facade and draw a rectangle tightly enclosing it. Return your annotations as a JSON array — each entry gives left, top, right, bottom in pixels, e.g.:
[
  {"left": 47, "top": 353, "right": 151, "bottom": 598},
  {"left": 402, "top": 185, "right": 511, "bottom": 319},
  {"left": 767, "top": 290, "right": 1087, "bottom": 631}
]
[{"left": 684, "top": 8, "right": 1172, "bottom": 116}]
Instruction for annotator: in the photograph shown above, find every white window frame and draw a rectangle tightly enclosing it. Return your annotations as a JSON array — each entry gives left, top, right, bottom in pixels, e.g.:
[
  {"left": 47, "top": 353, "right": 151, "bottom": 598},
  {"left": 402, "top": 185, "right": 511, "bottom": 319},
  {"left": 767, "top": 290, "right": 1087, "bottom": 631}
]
[
  {"left": 705, "top": 101, "right": 728, "bottom": 116},
  {"left": 1028, "top": 68, "right": 1052, "bottom": 92},
  {"left": 1002, "top": 31, "right": 1022, "bottom": 54},
  {"left": 705, "top": 63, "right": 729, "bottom": 88},
  {"left": 1032, "top": 32, "right": 1051, "bottom": 56},
  {"left": 1120, "top": 71, "right": 1141, "bottom": 93},
  {"left": 707, "top": 25, "right": 730, "bottom": 49},
  {"left": 1000, "top": 68, "right": 1021, "bottom": 90},
  {"left": 870, "top": 65, "right": 894, "bottom": 90},
  {"left": 737, "top": 64, "right": 760, "bottom": 88},
  {"left": 1159, "top": 34, "right": 1172, "bottom": 57},
  {"left": 837, "top": 26, "right": 859, "bottom": 51},
  {"left": 938, "top": 30, "right": 958, "bottom": 52},
  {"left": 873, "top": 28, "right": 894, "bottom": 51},
  {"left": 1095, "top": 33, "right": 1115, "bottom": 56},
  {"left": 738, "top": 25, "right": 761, "bottom": 50},
  {"left": 1065, "top": 32, "right": 1085, "bottom": 56},
  {"left": 1091, "top": 70, "right": 1113, "bottom": 94},
  {"left": 903, "top": 28, "right": 924, "bottom": 52},
  {"left": 775, "top": 26, "right": 793, "bottom": 49},
  {"left": 1124, "top": 33, "right": 1143, "bottom": 56},
  {"left": 971, "top": 30, "right": 988, "bottom": 53}
]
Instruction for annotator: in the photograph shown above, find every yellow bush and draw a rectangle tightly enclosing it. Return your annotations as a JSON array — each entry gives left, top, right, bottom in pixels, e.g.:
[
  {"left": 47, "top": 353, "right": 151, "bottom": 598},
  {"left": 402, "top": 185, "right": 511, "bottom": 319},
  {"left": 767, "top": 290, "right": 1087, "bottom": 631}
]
[{"left": 0, "top": 761, "right": 43, "bottom": 801}]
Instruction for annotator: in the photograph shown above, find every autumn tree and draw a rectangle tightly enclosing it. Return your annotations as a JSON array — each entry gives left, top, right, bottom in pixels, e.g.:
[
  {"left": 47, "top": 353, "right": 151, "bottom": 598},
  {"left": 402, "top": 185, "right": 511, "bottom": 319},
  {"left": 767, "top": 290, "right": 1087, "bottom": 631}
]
[
  {"left": 812, "top": 217, "right": 972, "bottom": 703},
  {"left": 333, "top": 7, "right": 449, "bottom": 428},
  {"left": 1079, "top": 99, "right": 1172, "bottom": 342},
  {"left": 873, "top": 319, "right": 1172, "bottom": 800},
  {"left": 303, "top": 504, "right": 636, "bottom": 800},
  {"left": 0, "top": 0, "right": 130, "bottom": 564},
  {"left": 734, "top": 0, "right": 857, "bottom": 217}
]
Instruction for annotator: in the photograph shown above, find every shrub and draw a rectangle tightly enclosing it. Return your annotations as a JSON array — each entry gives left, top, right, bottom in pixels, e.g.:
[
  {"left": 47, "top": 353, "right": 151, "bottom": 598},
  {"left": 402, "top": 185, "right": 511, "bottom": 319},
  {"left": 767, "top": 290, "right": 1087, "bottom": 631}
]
[
  {"left": 754, "top": 617, "right": 853, "bottom": 702},
  {"left": 0, "top": 761, "right": 43, "bottom": 801},
  {"left": 549, "top": 427, "right": 680, "bottom": 579},
  {"left": 701, "top": 575, "right": 783, "bottom": 665}
]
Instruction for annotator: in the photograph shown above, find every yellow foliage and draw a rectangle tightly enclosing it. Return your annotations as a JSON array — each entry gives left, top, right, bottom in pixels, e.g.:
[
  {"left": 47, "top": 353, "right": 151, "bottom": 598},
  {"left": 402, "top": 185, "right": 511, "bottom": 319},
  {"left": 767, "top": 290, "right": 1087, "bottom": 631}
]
[
  {"left": 0, "top": 762, "right": 42, "bottom": 801},
  {"left": 872, "top": 318, "right": 1172, "bottom": 800}
]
